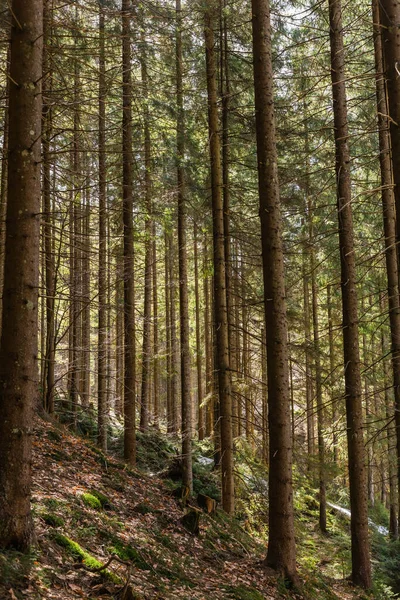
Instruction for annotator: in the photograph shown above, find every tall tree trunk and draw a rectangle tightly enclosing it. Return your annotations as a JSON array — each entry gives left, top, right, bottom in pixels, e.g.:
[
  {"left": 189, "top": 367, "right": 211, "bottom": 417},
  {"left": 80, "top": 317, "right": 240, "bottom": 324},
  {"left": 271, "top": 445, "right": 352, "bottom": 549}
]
[
  {"left": 42, "top": 0, "right": 55, "bottom": 414},
  {"left": 81, "top": 176, "right": 91, "bottom": 407},
  {"left": 251, "top": 0, "right": 297, "bottom": 581},
  {"left": 169, "top": 233, "right": 180, "bottom": 433},
  {"left": 328, "top": 0, "right": 371, "bottom": 587},
  {"left": 373, "top": 0, "right": 400, "bottom": 531},
  {"left": 0, "top": 0, "right": 43, "bottom": 549},
  {"left": 152, "top": 226, "right": 159, "bottom": 428},
  {"left": 303, "top": 220, "right": 314, "bottom": 465},
  {"left": 261, "top": 327, "right": 268, "bottom": 464},
  {"left": 122, "top": 0, "right": 136, "bottom": 464},
  {"left": 176, "top": 0, "right": 193, "bottom": 490},
  {"left": 165, "top": 228, "right": 173, "bottom": 432},
  {"left": 98, "top": 1, "right": 108, "bottom": 450},
  {"left": 139, "top": 28, "right": 152, "bottom": 433},
  {"left": 204, "top": 239, "right": 214, "bottom": 437},
  {"left": 327, "top": 284, "right": 338, "bottom": 464},
  {"left": 194, "top": 222, "right": 204, "bottom": 440},
  {"left": 204, "top": 9, "right": 234, "bottom": 514},
  {"left": 0, "top": 43, "right": 10, "bottom": 337}
]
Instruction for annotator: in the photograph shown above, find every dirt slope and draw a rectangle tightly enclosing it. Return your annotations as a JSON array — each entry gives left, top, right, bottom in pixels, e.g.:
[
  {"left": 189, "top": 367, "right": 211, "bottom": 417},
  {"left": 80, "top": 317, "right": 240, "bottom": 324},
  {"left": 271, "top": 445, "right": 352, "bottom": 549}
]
[{"left": 0, "top": 418, "right": 362, "bottom": 600}]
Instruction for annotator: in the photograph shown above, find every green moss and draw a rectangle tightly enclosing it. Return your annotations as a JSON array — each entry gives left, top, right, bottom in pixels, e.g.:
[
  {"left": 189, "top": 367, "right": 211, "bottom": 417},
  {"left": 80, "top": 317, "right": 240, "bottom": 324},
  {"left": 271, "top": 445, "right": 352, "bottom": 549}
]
[
  {"left": 80, "top": 492, "right": 102, "bottom": 510},
  {"left": 41, "top": 512, "right": 65, "bottom": 527},
  {"left": 88, "top": 489, "right": 114, "bottom": 510},
  {"left": 52, "top": 534, "right": 120, "bottom": 583},
  {"left": 107, "top": 539, "right": 151, "bottom": 570}
]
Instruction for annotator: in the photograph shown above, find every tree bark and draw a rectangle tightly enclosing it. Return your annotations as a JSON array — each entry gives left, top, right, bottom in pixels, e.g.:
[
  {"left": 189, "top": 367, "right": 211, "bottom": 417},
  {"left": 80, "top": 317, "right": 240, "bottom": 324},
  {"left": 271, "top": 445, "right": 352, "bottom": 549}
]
[
  {"left": 122, "top": 0, "right": 136, "bottom": 464},
  {"left": 139, "top": 28, "right": 152, "bottom": 433},
  {"left": 194, "top": 223, "right": 204, "bottom": 440},
  {"left": 328, "top": 0, "right": 371, "bottom": 587},
  {"left": 204, "top": 9, "right": 234, "bottom": 514},
  {"left": 251, "top": 0, "right": 297, "bottom": 581},
  {"left": 98, "top": 1, "right": 108, "bottom": 450},
  {"left": 0, "top": 0, "right": 43, "bottom": 550},
  {"left": 374, "top": 0, "right": 400, "bottom": 531},
  {"left": 176, "top": 0, "right": 193, "bottom": 490}
]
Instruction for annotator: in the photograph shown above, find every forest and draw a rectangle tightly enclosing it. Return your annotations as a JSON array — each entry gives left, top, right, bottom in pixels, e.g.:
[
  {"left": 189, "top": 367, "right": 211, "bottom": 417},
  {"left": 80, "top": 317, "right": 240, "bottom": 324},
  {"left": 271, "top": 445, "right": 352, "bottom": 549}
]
[{"left": 1, "top": 0, "right": 400, "bottom": 597}]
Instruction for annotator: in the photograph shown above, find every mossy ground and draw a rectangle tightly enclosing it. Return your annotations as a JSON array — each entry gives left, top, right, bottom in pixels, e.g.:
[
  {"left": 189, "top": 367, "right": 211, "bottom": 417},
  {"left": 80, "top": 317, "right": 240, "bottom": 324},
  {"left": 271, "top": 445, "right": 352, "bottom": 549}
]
[{"left": 0, "top": 417, "right": 383, "bottom": 599}]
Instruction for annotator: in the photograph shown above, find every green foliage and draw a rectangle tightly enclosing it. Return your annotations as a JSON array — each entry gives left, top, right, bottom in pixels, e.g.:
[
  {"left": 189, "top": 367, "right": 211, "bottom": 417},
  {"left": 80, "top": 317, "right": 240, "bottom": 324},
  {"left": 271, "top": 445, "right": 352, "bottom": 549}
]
[
  {"left": 372, "top": 536, "right": 400, "bottom": 597},
  {"left": 134, "top": 429, "right": 178, "bottom": 472},
  {"left": 80, "top": 492, "right": 102, "bottom": 510}
]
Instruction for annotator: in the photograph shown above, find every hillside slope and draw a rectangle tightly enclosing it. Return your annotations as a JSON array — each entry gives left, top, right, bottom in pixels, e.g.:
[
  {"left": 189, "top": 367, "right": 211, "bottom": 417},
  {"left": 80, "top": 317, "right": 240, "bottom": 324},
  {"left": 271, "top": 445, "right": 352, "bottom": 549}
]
[{"left": 0, "top": 418, "right": 365, "bottom": 600}]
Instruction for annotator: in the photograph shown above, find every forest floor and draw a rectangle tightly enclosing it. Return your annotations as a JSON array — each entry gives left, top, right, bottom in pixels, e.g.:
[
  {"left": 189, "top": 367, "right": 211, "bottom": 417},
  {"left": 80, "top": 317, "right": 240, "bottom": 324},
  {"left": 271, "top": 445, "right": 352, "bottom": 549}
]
[{"left": 0, "top": 417, "right": 380, "bottom": 600}]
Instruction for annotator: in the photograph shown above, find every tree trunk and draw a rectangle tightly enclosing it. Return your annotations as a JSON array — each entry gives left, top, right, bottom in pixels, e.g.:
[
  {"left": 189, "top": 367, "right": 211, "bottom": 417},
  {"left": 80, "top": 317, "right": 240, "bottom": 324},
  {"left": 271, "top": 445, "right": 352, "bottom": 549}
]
[
  {"left": 373, "top": 0, "right": 400, "bottom": 531},
  {"left": 204, "top": 9, "right": 234, "bottom": 514},
  {"left": 165, "top": 228, "right": 173, "bottom": 432},
  {"left": 169, "top": 233, "right": 180, "bottom": 433},
  {"left": 139, "top": 29, "right": 152, "bottom": 433},
  {"left": 194, "top": 223, "right": 204, "bottom": 440},
  {"left": 251, "top": 0, "right": 297, "bottom": 581},
  {"left": 328, "top": 0, "right": 371, "bottom": 587},
  {"left": 176, "top": 0, "right": 193, "bottom": 490},
  {"left": 42, "top": 0, "right": 55, "bottom": 414},
  {"left": 327, "top": 284, "right": 338, "bottom": 464},
  {"left": 0, "top": 0, "right": 43, "bottom": 549},
  {"left": 122, "top": 0, "right": 136, "bottom": 464},
  {"left": 152, "top": 226, "right": 159, "bottom": 428},
  {"left": 98, "top": 1, "right": 108, "bottom": 450}
]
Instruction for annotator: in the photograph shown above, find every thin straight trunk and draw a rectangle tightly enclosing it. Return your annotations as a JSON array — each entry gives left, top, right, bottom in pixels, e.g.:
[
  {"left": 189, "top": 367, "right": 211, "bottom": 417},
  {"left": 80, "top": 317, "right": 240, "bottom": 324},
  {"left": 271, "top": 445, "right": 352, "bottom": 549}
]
[
  {"left": 169, "top": 233, "right": 179, "bottom": 433},
  {"left": 0, "top": 0, "right": 42, "bottom": 549},
  {"left": 327, "top": 284, "right": 338, "bottom": 464},
  {"left": 122, "top": 0, "right": 136, "bottom": 464},
  {"left": 194, "top": 222, "right": 204, "bottom": 440},
  {"left": 204, "top": 240, "right": 213, "bottom": 437},
  {"left": 71, "top": 7, "right": 82, "bottom": 424},
  {"left": 0, "top": 43, "right": 10, "bottom": 335},
  {"left": 176, "top": 0, "right": 192, "bottom": 490},
  {"left": 139, "top": 29, "right": 152, "bottom": 432},
  {"left": 328, "top": 0, "right": 371, "bottom": 587},
  {"left": 233, "top": 241, "right": 240, "bottom": 438},
  {"left": 242, "top": 275, "right": 250, "bottom": 440},
  {"left": 205, "top": 8, "right": 234, "bottom": 514},
  {"left": 311, "top": 246, "right": 326, "bottom": 532},
  {"left": 98, "top": 1, "right": 107, "bottom": 449},
  {"left": 381, "top": 322, "right": 399, "bottom": 538},
  {"left": 81, "top": 178, "right": 90, "bottom": 407},
  {"left": 251, "top": 0, "right": 297, "bottom": 581},
  {"left": 261, "top": 327, "right": 268, "bottom": 464},
  {"left": 115, "top": 255, "right": 124, "bottom": 417},
  {"left": 165, "top": 228, "right": 173, "bottom": 432},
  {"left": 42, "top": 0, "right": 55, "bottom": 414},
  {"left": 374, "top": 0, "right": 400, "bottom": 531},
  {"left": 152, "top": 227, "right": 159, "bottom": 428},
  {"left": 303, "top": 221, "right": 314, "bottom": 464},
  {"left": 289, "top": 335, "right": 295, "bottom": 446}
]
